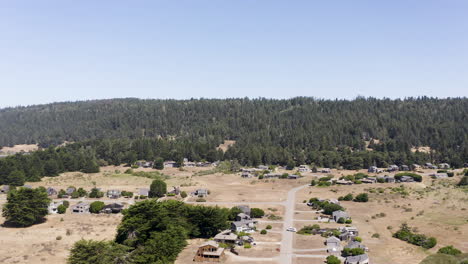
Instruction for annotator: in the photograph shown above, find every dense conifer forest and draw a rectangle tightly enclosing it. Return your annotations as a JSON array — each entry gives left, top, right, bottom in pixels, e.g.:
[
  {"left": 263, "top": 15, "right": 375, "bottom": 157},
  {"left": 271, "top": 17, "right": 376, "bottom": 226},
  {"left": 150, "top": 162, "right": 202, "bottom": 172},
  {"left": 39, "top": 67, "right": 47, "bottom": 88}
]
[{"left": 0, "top": 97, "right": 467, "bottom": 185}]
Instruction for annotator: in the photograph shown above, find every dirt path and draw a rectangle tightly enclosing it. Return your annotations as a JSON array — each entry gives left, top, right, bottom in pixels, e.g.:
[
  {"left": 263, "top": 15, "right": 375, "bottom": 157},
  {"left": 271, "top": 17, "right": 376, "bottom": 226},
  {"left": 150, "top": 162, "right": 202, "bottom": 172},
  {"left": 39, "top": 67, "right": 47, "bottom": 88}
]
[{"left": 227, "top": 252, "right": 277, "bottom": 262}]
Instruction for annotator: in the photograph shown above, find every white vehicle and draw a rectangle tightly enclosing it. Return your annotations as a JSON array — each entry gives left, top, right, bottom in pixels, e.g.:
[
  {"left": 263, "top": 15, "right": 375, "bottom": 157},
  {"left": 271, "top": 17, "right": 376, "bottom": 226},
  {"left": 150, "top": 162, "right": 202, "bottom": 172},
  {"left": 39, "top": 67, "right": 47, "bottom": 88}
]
[{"left": 286, "top": 227, "right": 297, "bottom": 232}]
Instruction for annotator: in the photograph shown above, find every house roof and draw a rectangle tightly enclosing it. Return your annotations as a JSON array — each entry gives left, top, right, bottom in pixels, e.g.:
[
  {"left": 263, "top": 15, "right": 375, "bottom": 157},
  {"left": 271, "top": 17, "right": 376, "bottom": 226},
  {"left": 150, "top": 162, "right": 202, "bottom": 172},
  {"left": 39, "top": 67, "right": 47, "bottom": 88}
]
[
  {"left": 345, "top": 254, "right": 369, "bottom": 263},
  {"left": 237, "top": 213, "right": 250, "bottom": 219},
  {"left": 202, "top": 248, "right": 224, "bottom": 256},
  {"left": 332, "top": 210, "right": 349, "bottom": 219},
  {"left": 345, "top": 241, "right": 365, "bottom": 249},
  {"left": 139, "top": 188, "right": 149, "bottom": 195},
  {"left": 326, "top": 236, "right": 340, "bottom": 243},
  {"left": 214, "top": 230, "right": 238, "bottom": 241},
  {"left": 200, "top": 240, "right": 219, "bottom": 248}
]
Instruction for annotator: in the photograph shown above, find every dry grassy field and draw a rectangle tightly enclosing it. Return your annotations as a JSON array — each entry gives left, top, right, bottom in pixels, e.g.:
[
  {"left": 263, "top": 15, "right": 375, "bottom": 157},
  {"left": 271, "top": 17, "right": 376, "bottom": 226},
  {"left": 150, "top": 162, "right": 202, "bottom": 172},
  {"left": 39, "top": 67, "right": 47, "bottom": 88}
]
[{"left": 0, "top": 166, "right": 467, "bottom": 264}]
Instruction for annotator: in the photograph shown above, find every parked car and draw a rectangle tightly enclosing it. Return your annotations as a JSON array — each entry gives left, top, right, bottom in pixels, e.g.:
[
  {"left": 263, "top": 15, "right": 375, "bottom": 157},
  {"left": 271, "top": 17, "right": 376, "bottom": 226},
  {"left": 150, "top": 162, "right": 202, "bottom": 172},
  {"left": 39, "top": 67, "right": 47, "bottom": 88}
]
[{"left": 286, "top": 227, "right": 297, "bottom": 232}]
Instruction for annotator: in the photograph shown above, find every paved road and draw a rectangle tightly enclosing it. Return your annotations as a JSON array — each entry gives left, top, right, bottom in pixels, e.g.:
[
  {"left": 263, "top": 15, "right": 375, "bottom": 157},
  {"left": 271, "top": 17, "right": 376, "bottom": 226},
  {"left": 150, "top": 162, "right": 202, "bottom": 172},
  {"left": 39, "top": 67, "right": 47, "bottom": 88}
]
[{"left": 278, "top": 184, "right": 309, "bottom": 264}]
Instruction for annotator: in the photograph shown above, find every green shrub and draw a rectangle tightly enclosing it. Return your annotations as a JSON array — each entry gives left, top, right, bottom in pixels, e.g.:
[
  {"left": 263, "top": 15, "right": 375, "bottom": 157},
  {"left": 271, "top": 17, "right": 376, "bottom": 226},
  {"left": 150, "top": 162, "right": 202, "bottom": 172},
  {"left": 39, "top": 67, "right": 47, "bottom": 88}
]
[
  {"left": 251, "top": 208, "right": 265, "bottom": 218},
  {"left": 260, "top": 229, "right": 267, "bottom": 235},
  {"left": 297, "top": 224, "right": 320, "bottom": 235},
  {"left": 342, "top": 247, "right": 365, "bottom": 257},
  {"left": 62, "top": 200, "right": 70, "bottom": 208},
  {"left": 196, "top": 198, "right": 206, "bottom": 202},
  {"left": 338, "top": 193, "right": 353, "bottom": 201},
  {"left": 57, "top": 204, "right": 67, "bottom": 214},
  {"left": 326, "top": 255, "right": 341, "bottom": 264},
  {"left": 89, "top": 201, "right": 105, "bottom": 214},
  {"left": 354, "top": 193, "right": 369, "bottom": 202},
  {"left": 266, "top": 225, "right": 272, "bottom": 230},
  {"left": 395, "top": 172, "right": 422, "bottom": 182},
  {"left": 437, "top": 245, "right": 461, "bottom": 255},
  {"left": 244, "top": 242, "right": 252, "bottom": 248},
  {"left": 180, "top": 191, "right": 187, "bottom": 198},
  {"left": 393, "top": 223, "right": 437, "bottom": 249}
]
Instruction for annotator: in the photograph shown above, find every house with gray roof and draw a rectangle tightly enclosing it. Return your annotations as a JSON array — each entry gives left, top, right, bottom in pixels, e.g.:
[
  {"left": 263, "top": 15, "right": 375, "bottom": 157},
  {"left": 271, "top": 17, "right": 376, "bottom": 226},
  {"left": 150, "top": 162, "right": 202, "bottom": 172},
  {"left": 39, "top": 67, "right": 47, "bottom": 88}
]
[
  {"left": 332, "top": 210, "right": 350, "bottom": 222},
  {"left": 345, "top": 254, "right": 369, "bottom": 264},
  {"left": 345, "top": 241, "right": 368, "bottom": 251},
  {"left": 107, "top": 189, "right": 121, "bottom": 199},
  {"left": 46, "top": 187, "right": 57, "bottom": 196},
  {"left": 431, "top": 173, "right": 448, "bottom": 179},
  {"left": 194, "top": 189, "right": 208, "bottom": 197},
  {"left": 438, "top": 163, "right": 450, "bottom": 169},
  {"left": 399, "top": 176, "right": 414, "bottom": 182},
  {"left": 326, "top": 236, "right": 341, "bottom": 253},
  {"left": 214, "top": 230, "right": 238, "bottom": 244},
  {"left": 231, "top": 219, "right": 256, "bottom": 233},
  {"left": 236, "top": 213, "right": 251, "bottom": 221},
  {"left": 139, "top": 188, "right": 149, "bottom": 197},
  {"left": 237, "top": 205, "right": 251, "bottom": 216},
  {"left": 66, "top": 187, "right": 76, "bottom": 195}
]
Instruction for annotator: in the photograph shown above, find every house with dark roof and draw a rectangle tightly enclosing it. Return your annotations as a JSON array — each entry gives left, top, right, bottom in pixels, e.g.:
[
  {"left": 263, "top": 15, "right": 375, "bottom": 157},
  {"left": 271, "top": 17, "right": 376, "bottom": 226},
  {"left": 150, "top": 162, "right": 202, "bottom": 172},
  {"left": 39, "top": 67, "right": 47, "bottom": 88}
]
[
  {"left": 101, "top": 203, "right": 124, "bottom": 214},
  {"left": 399, "top": 165, "right": 410, "bottom": 171},
  {"left": 388, "top": 165, "right": 399, "bottom": 172}
]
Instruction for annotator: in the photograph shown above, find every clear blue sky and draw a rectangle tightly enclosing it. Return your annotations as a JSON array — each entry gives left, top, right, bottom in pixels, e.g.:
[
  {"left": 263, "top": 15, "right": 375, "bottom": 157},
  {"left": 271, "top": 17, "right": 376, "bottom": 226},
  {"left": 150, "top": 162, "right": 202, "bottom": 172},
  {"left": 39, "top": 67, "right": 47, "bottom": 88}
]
[{"left": 1, "top": 1, "right": 467, "bottom": 107}]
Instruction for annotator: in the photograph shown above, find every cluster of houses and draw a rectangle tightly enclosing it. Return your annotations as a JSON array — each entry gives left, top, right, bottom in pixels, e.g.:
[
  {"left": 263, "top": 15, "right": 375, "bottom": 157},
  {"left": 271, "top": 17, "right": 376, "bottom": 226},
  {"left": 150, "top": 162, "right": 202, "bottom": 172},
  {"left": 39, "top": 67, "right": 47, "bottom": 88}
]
[
  {"left": 368, "top": 163, "right": 451, "bottom": 173},
  {"left": 305, "top": 197, "right": 370, "bottom": 263},
  {"left": 48, "top": 201, "right": 125, "bottom": 214},
  {"left": 134, "top": 158, "right": 216, "bottom": 169},
  {"left": 308, "top": 200, "right": 370, "bottom": 264},
  {"left": 194, "top": 205, "right": 257, "bottom": 262},
  {"left": 334, "top": 174, "right": 419, "bottom": 186},
  {"left": 240, "top": 167, "right": 300, "bottom": 179}
]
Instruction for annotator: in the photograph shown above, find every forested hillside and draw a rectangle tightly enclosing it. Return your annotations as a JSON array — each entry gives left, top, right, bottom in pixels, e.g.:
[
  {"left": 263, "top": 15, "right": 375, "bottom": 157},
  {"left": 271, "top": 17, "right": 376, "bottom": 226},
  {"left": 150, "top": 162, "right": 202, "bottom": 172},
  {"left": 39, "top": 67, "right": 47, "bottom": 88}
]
[{"left": 0, "top": 97, "right": 467, "bottom": 186}]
